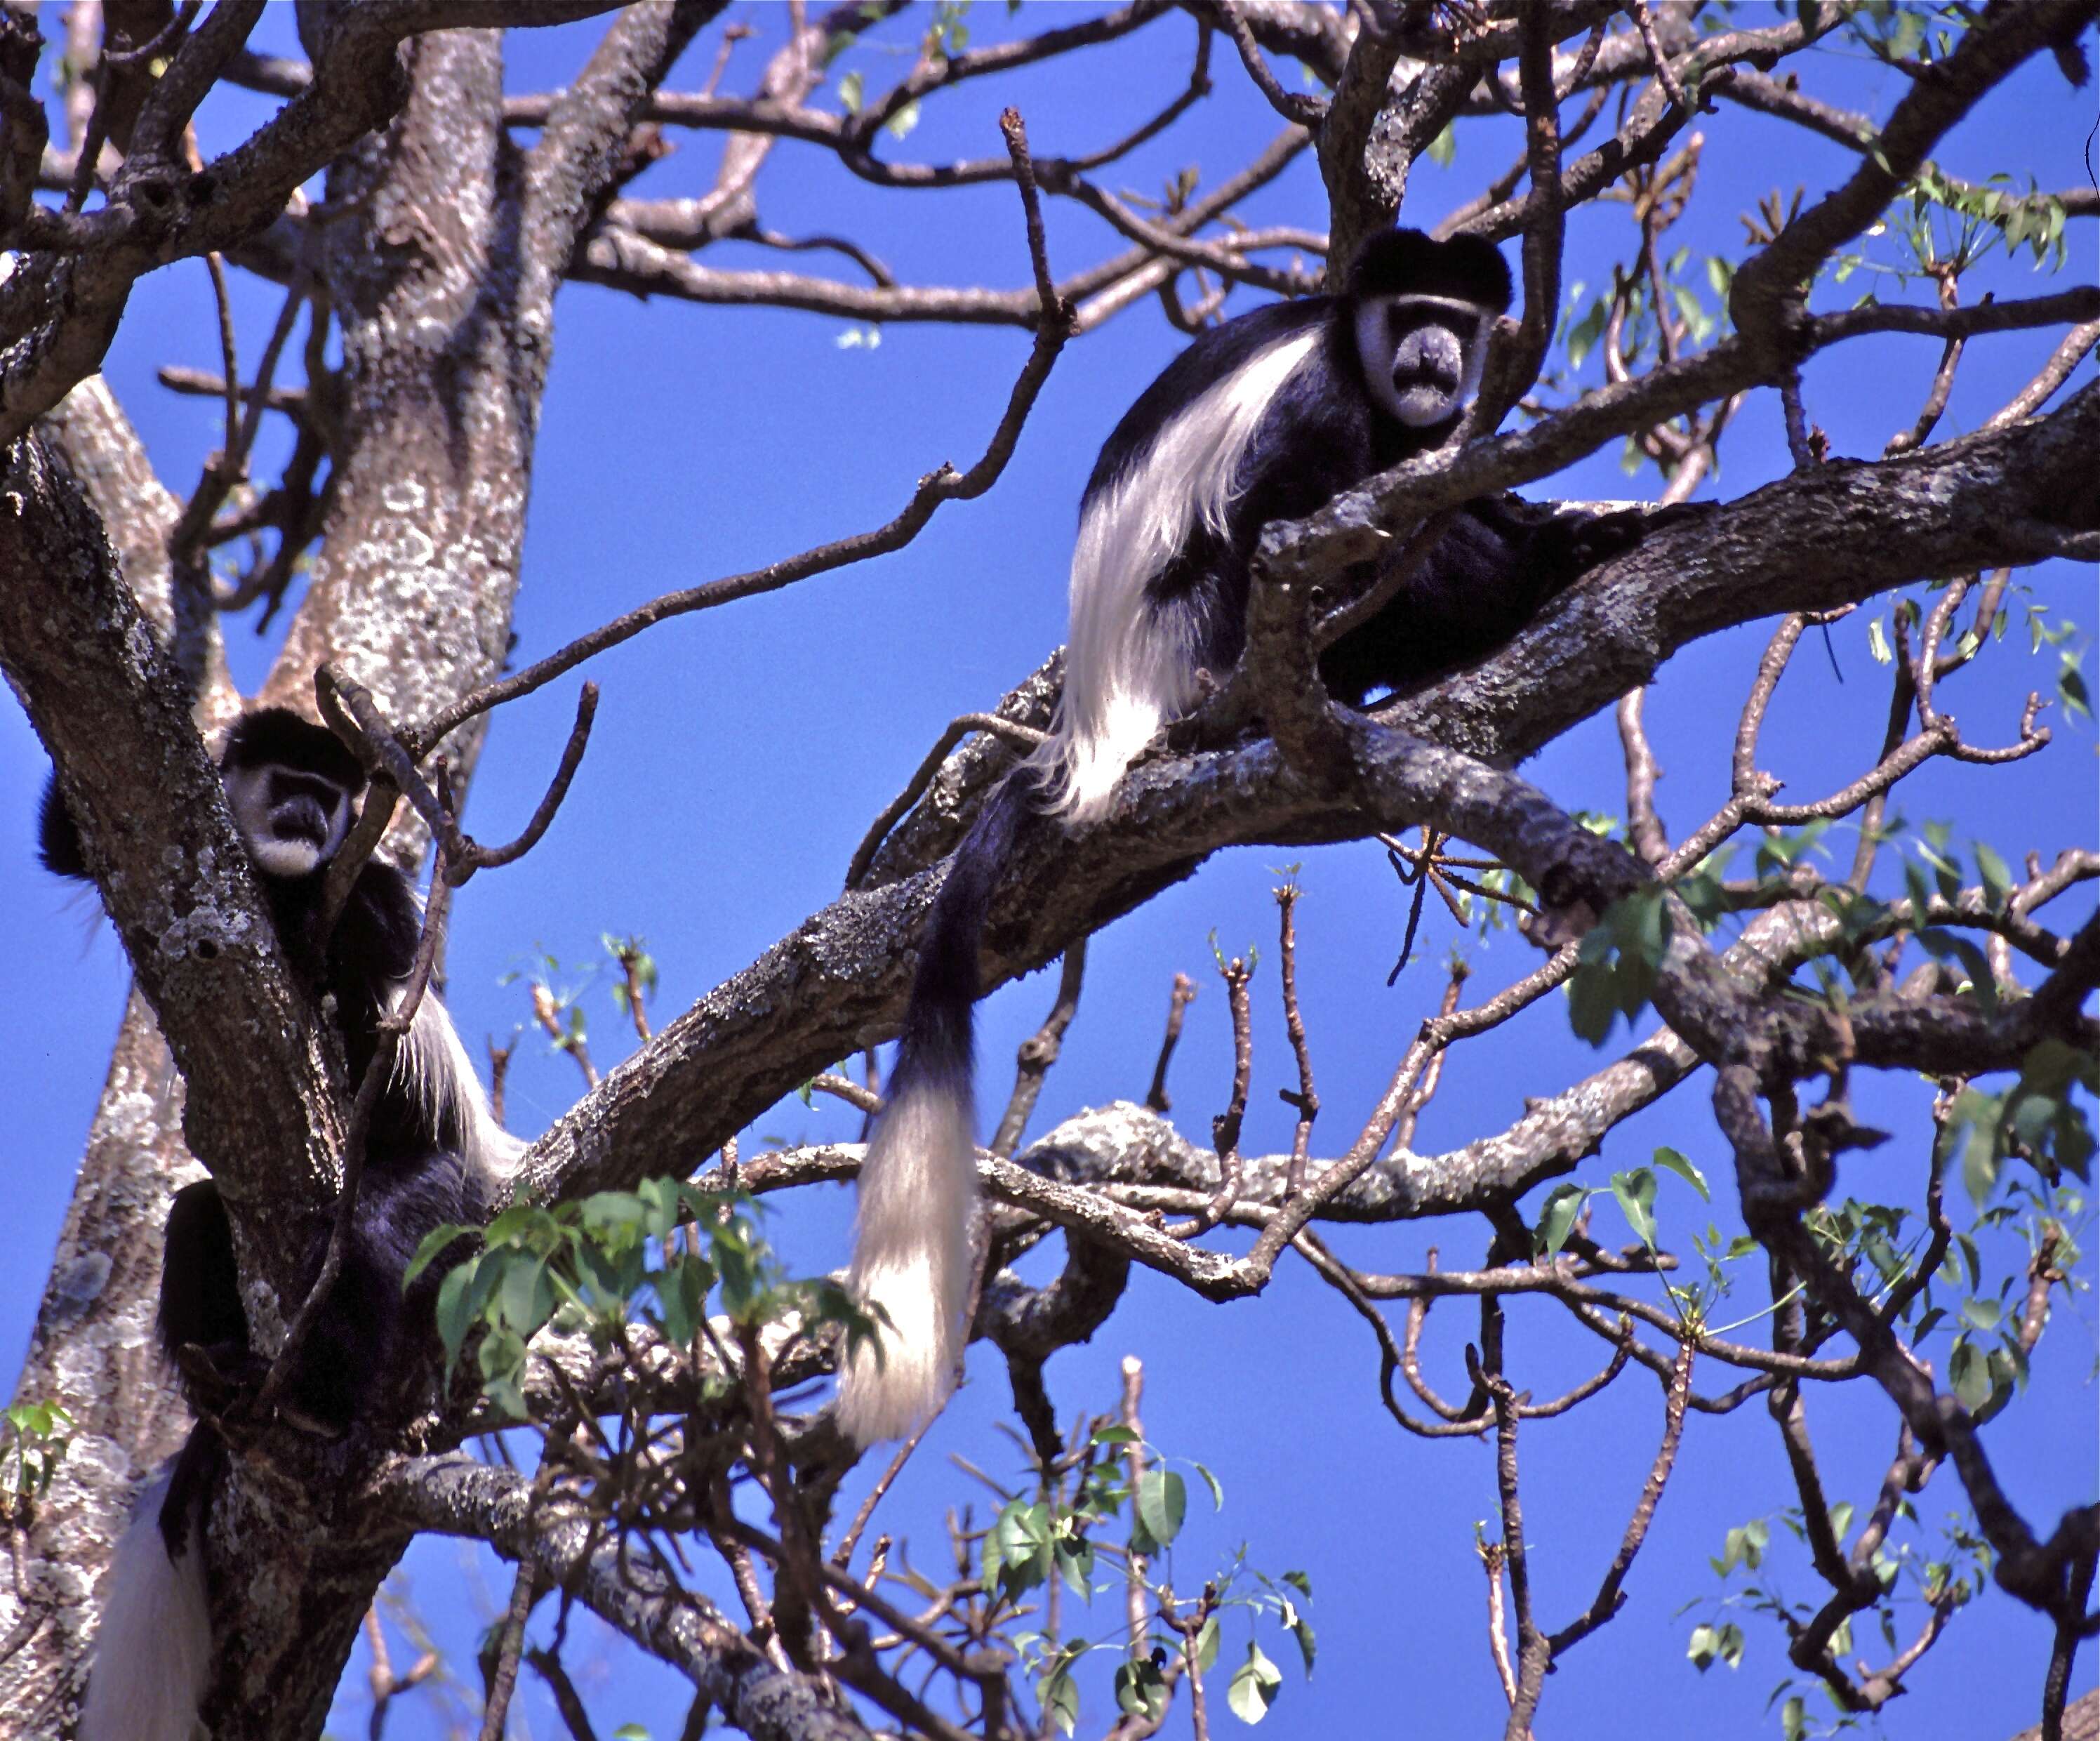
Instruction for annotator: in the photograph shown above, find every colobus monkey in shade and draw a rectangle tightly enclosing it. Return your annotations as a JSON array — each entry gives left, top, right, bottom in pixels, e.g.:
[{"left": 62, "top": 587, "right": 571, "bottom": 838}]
[
  {"left": 48, "top": 708, "right": 524, "bottom": 1741},
  {"left": 840, "top": 230, "right": 1658, "bottom": 1442}
]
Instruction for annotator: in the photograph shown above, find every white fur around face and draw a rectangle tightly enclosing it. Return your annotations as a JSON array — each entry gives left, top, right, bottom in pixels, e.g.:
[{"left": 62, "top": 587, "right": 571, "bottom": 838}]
[
  {"left": 222, "top": 764, "right": 351, "bottom": 878},
  {"left": 246, "top": 835, "right": 325, "bottom": 876},
  {"left": 78, "top": 1469, "right": 213, "bottom": 1741},
  {"left": 1038, "top": 324, "right": 1325, "bottom": 825},
  {"left": 1354, "top": 293, "right": 1493, "bottom": 429},
  {"left": 839, "top": 1074, "right": 978, "bottom": 1443}
]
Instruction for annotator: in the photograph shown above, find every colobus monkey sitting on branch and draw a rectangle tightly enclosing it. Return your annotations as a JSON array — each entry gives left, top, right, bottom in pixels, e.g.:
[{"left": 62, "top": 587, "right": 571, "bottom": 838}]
[
  {"left": 841, "top": 229, "right": 1661, "bottom": 1443},
  {"left": 46, "top": 708, "right": 523, "bottom": 1741}
]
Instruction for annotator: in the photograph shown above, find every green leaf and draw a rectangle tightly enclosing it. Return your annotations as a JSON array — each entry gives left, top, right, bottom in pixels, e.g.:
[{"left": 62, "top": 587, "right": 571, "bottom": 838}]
[
  {"left": 1285, "top": 1606, "right": 1316, "bottom": 1674},
  {"left": 1115, "top": 1656, "right": 1170, "bottom": 1721},
  {"left": 1137, "top": 1468, "right": 1187, "bottom": 1548},
  {"left": 1089, "top": 1423, "right": 1140, "bottom": 1446},
  {"left": 837, "top": 68, "right": 863, "bottom": 112},
  {"left": 1652, "top": 1146, "right": 1710, "bottom": 1202},
  {"left": 992, "top": 1500, "right": 1053, "bottom": 1595},
  {"left": 1717, "top": 1622, "right": 1745, "bottom": 1669},
  {"left": 1426, "top": 123, "right": 1456, "bottom": 168},
  {"left": 1040, "top": 1664, "right": 1079, "bottom": 1737},
  {"left": 1974, "top": 842, "right": 2012, "bottom": 909},
  {"left": 1535, "top": 1183, "right": 1588, "bottom": 1255},
  {"left": 1566, "top": 298, "right": 1607, "bottom": 371},
  {"left": 1281, "top": 1570, "right": 1312, "bottom": 1600},
  {"left": 656, "top": 1252, "right": 712, "bottom": 1345},
  {"left": 2058, "top": 651, "right": 2090, "bottom": 719},
  {"left": 1192, "top": 1460, "right": 1225, "bottom": 1511},
  {"left": 1567, "top": 958, "right": 1622, "bottom": 1045},
  {"left": 1948, "top": 1339, "right": 1993, "bottom": 1410},
  {"left": 405, "top": 1221, "right": 475, "bottom": 1285},
  {"left": 433, "top": 1254, "right": 483, "bottom": 1368},
  {"left": 490, "top": 1252, "right": 543, "bottom": 1332},
  {"left": 1610, "top": 1167, "right": 1659, "bottom": 1249},
  {"left": 1688, "top": 1623, "right": 1719, "bottom": 1671},
  {"left": 576, "top": 1192, "right": 646, "bottom": 1244},
  {"left": 1227, "top": 1641, "right": 1284, "bottom": 1723},
  {"left": 1195, "top": 1615, "right": 1221, "bottom": 1671},
  {"left": 1054, "top": 1537, "right": 1095, "bottom": 1599}
]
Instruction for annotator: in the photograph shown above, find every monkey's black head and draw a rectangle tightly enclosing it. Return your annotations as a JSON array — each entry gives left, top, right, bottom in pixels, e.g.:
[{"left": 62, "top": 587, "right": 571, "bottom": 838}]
[
  {"left": 219, "top": 708, "right": 366, "bottom": 881},
  {"left": 1345, "top": 229, "right": 1513, "bottom": 431}
]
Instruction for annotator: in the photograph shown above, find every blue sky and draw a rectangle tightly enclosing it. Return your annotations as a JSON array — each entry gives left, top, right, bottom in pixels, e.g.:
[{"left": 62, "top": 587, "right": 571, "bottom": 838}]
[{"left": 1, "top": 7, "right": 2094, "bottom": 1738}]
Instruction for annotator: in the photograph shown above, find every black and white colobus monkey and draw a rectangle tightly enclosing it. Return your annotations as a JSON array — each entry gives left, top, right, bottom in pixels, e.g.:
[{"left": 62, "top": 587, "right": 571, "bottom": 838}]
[
  {"left": 841, "top": 230, "right": 1650, "bottom": 1442},
  {"left": 46, "top": 708, "right": 523, "bottom": 1741}
]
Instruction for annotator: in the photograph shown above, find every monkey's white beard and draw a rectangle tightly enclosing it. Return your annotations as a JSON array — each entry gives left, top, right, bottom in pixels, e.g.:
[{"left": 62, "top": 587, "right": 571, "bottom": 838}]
[
  {"left": 79, "top": 1469, "right": 212, "bottom": 1741},
  {"left": 839, "top": 1075, "right": 978, "bottom": 1443},
  {"left": 248, "top": 835, "right": 324, "bottom": 876},
  {"left": 1042, "top": 324, "right": 1324, "bottom": 825}
]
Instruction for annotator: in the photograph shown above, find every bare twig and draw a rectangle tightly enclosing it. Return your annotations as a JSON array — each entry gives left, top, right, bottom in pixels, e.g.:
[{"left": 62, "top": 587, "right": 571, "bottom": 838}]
[
  {"left": 1274, "top": 880, "right": 1318, "bottom": 1196},
  {"left": 992, "top": 940, "right": 1087, "bottom": 1158},
  {"left": 846, "top": 712, "right": 1046, "bottom": 890},
  {"left": 478, "top": 1559, "right": 544, "bottom": 1741},
  {"left": 1167, "top": 954, "right": 1253, "bottom": 1238},
  {"left": 1616, "top": 688, "right": 1669, "bottom": 866},
  {"left": 1211, "top": 0, "right": 1324, "bottom": 126},
  {"left": 1886, "top": 270, "right": 1967, "bottom": 456},
  {"left": 1119, "top": 1356, "right": 1148, "bottom": 1658},
  {"left": 1547, "top": 1340, "right": 1695, "bottom": 1653},
  {"left": 418, "top": 113, "right": 1077, "bottom": 757},
  {"left": 1144, "top": 973, "right": 1197, "bottom": 1113}
]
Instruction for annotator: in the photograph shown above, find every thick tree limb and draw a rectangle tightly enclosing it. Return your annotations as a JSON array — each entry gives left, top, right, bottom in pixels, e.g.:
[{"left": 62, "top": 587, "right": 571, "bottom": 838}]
[
  {"left": 379, "top": 1455, "right": 874, "bottom": 1741},
  {"left": 0, "top": 435, "right": 343, "bottom": 1215},
  {"left": 510, "top": 383, "right": 2099, "bottom": 1205}
]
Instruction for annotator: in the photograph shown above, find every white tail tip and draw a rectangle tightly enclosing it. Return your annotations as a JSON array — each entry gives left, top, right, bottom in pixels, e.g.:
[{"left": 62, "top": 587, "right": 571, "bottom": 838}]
[
  {"left": 839, "top": 1075, "right": 978, "bottom": 1443},
  {"left": 79, "top": 1470, "right": 212, "bottom": 1741}
]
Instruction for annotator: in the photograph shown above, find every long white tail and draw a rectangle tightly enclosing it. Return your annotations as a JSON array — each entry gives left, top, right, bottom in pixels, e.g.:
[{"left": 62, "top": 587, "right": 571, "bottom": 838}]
[
  {"left": 839, "top": 1068, "right": 978, "bottom": 1443},
  {"left": 79, "top": 1467, "right": 211, "bottom": 1741},
  {"left": 839, "top": 779, "right": 1032, "bottom": 1443}
]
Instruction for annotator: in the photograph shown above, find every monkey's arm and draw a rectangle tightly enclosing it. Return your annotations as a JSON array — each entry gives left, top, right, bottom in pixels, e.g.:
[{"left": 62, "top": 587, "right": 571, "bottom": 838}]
[
  {"left": 1319, "top": 497, "right": 1706, "bottom": 706},
  {"left": 157, "top": 1181, "right": 248, "bottom": 1369}
]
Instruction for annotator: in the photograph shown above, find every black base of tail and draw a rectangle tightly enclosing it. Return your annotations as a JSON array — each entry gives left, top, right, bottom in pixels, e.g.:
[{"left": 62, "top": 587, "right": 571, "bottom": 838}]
[{"left": 840, "top": 774, "right": 1036, "bottom": 1443}]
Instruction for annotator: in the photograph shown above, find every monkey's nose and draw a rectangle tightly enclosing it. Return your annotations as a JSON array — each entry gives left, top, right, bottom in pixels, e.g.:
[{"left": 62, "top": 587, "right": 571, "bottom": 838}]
[
  {"left": 1395, "top": 326, "right": 1463, "bottom": 390},
  {"left": 274, "top": 795, "right": 329, "bottom": 843}
]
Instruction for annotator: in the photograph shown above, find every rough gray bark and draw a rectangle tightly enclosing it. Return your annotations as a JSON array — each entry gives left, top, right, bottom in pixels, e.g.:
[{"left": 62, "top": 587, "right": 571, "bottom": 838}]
[
  {"left": 0, "top": 11, "right": 719, "bottom": 1735},
  {"left": 0, "top": 380, "right": 241, "bottom": 1737}
]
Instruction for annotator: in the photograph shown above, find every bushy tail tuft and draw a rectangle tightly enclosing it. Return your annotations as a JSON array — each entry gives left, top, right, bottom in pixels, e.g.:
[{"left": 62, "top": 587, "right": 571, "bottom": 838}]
[
  {"left": 840, "top": 778, "right": 1031, "bottom": 1443},
  {"left": 79, "top": 1457, "right": 213, "bottom": 1741}
]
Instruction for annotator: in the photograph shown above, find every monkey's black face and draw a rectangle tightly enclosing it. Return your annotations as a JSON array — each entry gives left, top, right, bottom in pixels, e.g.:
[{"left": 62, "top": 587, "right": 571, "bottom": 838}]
[
  {"left": 222, "top": 763, "right": 354, "bottom": 879},
  {"left": 1354, "top": 293, "right": 1493, "bottom": 430}
]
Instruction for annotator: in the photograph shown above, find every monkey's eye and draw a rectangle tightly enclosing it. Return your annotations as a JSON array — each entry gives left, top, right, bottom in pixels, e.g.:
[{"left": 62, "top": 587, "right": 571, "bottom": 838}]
[{"left": 1386, "top": 305, "right": 1451, "bottom": 349}]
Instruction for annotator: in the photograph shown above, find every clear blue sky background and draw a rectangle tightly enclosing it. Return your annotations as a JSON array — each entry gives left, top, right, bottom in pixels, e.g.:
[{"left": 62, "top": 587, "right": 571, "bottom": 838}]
[{"left": 1, "top": 7, "right": 2094, "bottom": 1739}]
